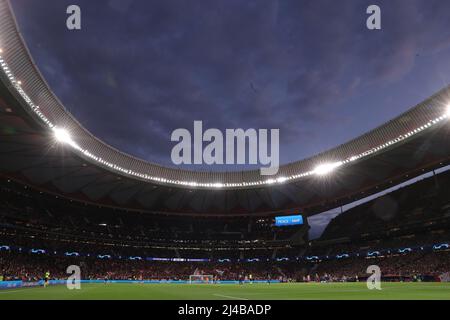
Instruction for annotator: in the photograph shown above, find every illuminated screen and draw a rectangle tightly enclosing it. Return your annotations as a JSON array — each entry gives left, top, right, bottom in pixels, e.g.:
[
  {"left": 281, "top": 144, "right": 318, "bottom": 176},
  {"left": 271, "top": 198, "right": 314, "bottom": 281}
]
[{"left": 275, "top": 215, "right": 304, "bottom": 226}]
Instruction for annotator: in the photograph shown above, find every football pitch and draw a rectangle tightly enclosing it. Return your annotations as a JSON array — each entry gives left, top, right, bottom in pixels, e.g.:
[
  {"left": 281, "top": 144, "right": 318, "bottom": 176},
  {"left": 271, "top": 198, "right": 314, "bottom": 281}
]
[{"left": 1, "top": 282, "right": 450, "bottom": 300}]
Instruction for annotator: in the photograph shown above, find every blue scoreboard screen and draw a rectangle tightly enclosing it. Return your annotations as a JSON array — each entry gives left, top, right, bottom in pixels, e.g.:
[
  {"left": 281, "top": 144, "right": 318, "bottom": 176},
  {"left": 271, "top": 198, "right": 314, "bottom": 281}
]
[{"left": 275, "top": 215, "right": 304, "bottom": 227}]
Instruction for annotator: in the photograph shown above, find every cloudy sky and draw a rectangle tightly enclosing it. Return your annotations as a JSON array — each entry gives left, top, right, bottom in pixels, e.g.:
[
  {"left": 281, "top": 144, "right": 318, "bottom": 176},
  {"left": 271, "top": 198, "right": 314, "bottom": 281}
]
[
  {"left": 11, "top": 0, "right": 450, "bottom": 168},
  {"left": 9, "top": 0, "right": 450, "bottom": 237}
]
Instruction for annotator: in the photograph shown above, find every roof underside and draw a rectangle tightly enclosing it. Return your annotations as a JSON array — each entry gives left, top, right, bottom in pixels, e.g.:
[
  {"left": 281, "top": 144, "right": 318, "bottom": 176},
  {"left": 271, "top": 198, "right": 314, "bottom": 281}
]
[{"left": 1, "top": 78, "right": 449, "bottom": 216}]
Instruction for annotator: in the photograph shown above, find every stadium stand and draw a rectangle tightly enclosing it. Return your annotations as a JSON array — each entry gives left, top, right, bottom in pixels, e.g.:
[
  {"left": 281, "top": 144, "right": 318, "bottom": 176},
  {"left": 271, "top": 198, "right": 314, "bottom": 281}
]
[{"left": 1, "top": 169, "right": 449, "bottom": 283}]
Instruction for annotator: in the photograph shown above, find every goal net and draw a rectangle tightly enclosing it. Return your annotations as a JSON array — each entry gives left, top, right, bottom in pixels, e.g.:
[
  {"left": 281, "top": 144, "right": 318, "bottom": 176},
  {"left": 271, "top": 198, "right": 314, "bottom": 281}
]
[
  {"left": 439, "top": 272, "right": 450, "bottom": 282},
  {"left": 189, "top": 275, "right": 214, "bottom": 284}
]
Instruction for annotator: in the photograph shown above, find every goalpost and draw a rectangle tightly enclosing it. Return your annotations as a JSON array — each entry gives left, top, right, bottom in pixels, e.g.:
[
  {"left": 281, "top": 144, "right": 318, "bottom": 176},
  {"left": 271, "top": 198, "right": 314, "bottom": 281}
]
[{"left": 189, "top": 275, "right": 214, "bottom": 284}]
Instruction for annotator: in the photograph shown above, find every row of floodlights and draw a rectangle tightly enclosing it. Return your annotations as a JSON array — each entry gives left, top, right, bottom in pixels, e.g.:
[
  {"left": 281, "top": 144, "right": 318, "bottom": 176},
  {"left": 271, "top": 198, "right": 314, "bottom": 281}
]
[{"left": 1, "top": 47, "right": 450, "bottom": 189}]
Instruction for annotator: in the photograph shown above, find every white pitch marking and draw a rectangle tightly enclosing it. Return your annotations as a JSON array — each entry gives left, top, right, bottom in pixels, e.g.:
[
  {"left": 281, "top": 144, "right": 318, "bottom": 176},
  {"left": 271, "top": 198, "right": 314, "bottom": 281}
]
[
  {"left": 0, "top": 288, "right": 36, "bottom": 294},
  {"left": 213, "top": 293, "right": 249, "bottom": 300}
]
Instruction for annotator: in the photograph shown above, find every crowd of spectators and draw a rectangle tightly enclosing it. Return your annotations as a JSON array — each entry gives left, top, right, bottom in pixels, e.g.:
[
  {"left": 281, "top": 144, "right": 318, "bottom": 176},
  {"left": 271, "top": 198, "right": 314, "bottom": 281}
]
[
  {"left": 314, "top": 251, "right": 450, "bottom": 282},
  {"left": 1, "top": 249, "right": 449, "bottom": 282},
  {"left": 0, "top": 251, "right": 292, "bottom": 282}
]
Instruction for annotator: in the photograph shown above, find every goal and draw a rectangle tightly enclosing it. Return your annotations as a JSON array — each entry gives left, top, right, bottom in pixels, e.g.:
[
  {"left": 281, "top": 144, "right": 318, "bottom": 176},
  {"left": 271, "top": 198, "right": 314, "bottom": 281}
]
[
  {"left": 440, "top": 272, "right": 450, "bottom": 282},
  {"left": 189, "top": 275, "right": 214, "bottom": 284}
]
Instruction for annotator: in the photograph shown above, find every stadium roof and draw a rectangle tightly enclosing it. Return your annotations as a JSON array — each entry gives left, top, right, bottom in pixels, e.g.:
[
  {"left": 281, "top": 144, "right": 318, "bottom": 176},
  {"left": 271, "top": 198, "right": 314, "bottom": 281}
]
[{"left": 0, "top": 0, "right": 449, "bottom": 216}]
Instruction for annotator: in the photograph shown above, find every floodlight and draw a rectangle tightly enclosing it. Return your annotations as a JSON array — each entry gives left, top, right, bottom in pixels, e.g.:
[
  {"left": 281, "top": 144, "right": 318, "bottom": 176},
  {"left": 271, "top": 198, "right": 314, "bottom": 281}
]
[
  {"left": 276, "top": 177, "right": 288, "bottom": 183},
  {"left": 313, "top": 161, "right": 343, "bottom": 176},
  {"left": 53, "top": 127, "right": 72, "bottom": 144},
  {"left": 446, "top": 104, "right": 450, "bottom": 117}
]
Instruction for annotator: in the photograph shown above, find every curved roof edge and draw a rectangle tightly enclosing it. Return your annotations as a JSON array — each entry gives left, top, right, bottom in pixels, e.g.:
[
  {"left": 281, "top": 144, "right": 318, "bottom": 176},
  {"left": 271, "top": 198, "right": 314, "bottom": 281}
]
[{"left": 0, "top": 0, "right": 449, "bottom": 189}]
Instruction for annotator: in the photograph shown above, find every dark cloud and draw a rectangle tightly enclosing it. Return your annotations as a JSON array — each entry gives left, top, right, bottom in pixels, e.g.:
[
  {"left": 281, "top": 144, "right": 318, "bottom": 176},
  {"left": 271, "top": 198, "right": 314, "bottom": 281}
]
[{"left": 10, "top": 0, "right": 450, "bottom": 168}]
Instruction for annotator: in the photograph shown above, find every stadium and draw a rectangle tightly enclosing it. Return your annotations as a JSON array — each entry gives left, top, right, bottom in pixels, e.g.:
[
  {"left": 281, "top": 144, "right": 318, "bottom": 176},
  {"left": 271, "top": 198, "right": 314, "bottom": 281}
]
[{"left": 0, "top": 0, "right": 450, "bottom": 302}]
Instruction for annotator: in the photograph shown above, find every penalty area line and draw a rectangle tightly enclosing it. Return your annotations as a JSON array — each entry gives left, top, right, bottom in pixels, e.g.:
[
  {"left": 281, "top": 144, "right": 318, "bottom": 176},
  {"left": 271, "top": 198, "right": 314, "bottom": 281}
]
[
  {"left": 213, "top": 293, "right": 249, "bottom": 300},
  {"left": 0, "top": 288, "right": 38, "bottom": 294}
]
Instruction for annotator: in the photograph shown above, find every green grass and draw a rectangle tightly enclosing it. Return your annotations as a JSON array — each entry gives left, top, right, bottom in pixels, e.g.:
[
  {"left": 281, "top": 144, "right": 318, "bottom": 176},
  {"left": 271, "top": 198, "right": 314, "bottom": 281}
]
[{"left": 1, "top": 282, "right": 450, "bottom": 300}]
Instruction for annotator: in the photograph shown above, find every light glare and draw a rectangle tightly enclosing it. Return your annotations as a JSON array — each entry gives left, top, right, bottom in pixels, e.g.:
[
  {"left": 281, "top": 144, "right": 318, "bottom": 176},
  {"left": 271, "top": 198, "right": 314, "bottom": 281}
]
[
  {"left": 53, "top": 127, "right": 72, "bottom": 144},
  {"left": 313, "top": 162, "right": 343, "bottom": 175}
]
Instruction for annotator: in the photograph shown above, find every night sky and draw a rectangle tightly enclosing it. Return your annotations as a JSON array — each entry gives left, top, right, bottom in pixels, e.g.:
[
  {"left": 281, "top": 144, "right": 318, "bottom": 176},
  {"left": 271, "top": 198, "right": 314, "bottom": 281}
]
[{"left": 8, "top": 0, "right": 450, "bottom": 238}]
